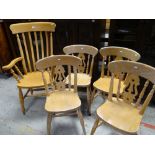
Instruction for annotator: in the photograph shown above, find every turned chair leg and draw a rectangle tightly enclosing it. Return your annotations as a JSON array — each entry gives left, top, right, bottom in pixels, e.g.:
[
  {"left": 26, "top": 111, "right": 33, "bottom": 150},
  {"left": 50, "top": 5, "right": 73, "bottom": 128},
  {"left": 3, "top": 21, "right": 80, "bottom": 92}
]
[
  {"left": 18, "top": 87, "right": 25, "bottom": 115},
  {"left": 87, "top": 86, "right": 91, "bottom": 116},
  {"left": 77, "top": 109, "right": 86, "bottom": 135},
  {"left": 30, "top": 88, "right": 33, "bottom": 95},
  {"left": 47, "top": 112, "right": 53, "bottom": 135},
  {"left": 90, "top": 117, "right": 100, "bottom": 135}
]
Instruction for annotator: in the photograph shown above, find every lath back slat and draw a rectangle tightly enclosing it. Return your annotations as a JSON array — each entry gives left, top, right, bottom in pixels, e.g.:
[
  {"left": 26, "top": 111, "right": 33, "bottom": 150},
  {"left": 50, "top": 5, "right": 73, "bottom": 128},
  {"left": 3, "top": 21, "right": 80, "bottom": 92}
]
[
  {"left": 34, "top": 32, "right": 39, "bottom": 61},
  {"left": 16, "top": 34, "right": 27, "bottom": 74},
  {"left": 63, "top": 45, "right": 98, "bottom": 76},
  {"left": 100, "top": 46, "right": 141, "bottom": 77},
  {"left": 108, "top": 60, "right": 155, "bottom": 115},
  {"left": 50, "top": 32, "right": 53, "bottom": 55},
  {"left": 36, "top": 55, "right": 81, "bottom": 94},
  {"left": 21, "top": 33, "right": 32, "bottom": 72},
  {"left": 45, "top": 32, "right": 49, "bottom": 57},
  {"left": 10, "top": 22, "right": 56, "bottom": 73},
  {"left": 28, "top": 32, "right": 36, "bottom": 71},
  {"left": 40, "top": 32, "right": 44, "bottom": 58}
]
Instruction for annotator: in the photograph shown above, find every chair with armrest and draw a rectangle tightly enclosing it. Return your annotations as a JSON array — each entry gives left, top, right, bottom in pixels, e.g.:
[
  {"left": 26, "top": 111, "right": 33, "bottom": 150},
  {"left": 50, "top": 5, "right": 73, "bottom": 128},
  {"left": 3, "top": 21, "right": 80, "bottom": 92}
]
[{"left": 2, "top": 22, "right": 56, "bottom": 114}]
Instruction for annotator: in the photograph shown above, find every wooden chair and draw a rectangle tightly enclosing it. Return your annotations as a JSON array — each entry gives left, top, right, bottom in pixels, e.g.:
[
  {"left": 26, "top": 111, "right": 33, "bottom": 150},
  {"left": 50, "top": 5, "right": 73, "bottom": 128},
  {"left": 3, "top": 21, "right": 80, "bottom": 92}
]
[
  {"left": 91, "top": 60, "right": 155, "bottom": 135},
  {"left": 91, "top": 46, "right": 141, "bottom": 113},
  {"left": 36, "top": 55, "right": 86, "bottom": 135},
  {"left": 2, "top": 22, "right": 56, "bottom": 114},
  {"left": 63, "top": 45, "right": 98, "bottom": 115}
]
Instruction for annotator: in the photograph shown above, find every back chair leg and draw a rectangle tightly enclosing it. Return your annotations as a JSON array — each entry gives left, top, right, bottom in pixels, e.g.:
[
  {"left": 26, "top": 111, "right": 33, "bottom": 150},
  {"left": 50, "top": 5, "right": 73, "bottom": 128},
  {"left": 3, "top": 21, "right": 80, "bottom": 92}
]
[
  {"left": 87, "top": 86, "right": 91, "bottom": 116},
  {"left": 77, "top": 109, "right": 86, "bottom": 135},
  {"left": 90, "top": 117, "right": 100, "bottom": 135},
  {"left": 18, "top": 87, "right": 25, "bottom": 115},
  {"left": 47, "top": 112, "right": 53, "bottom": 135},
  {"left": 90, "top": 88, "right": 97, "bottom": 114}
]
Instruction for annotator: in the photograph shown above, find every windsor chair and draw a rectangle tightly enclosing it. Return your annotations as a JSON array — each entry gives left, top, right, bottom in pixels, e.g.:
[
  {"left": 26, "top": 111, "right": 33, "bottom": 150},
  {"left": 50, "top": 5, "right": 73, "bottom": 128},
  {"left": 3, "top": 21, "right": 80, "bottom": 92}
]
[
  {"left": 91, "top": 60, "right": 155, "bottom": 135},
  {"left": 91, "top": 46, "right": 141, "bottom": 114},
  {"left": 36, "top": 55, "right": 86, "bottom": 135},
  {"left": 2, "top": 22, "right": 56, "bottom": 114},
  {"left": 63, "top": 45, "right": 98, "bottom": 115}
]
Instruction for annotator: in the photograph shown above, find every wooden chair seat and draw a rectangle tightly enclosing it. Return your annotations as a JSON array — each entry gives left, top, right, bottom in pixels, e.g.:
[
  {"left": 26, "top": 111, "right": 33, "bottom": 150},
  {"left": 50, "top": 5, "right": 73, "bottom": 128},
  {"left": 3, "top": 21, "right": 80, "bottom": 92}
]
[
  {"left": 17, "top": 71, "right": 50, "bottom": 88},
  {"left": 66, "top": 73, "right": 91, "bottom": 87},
  {"left": 45, "top": 90, "right": 81, "bottom": 112},
  {"left": 97, "top": 97, "right": 142, "bottom": 134},
  {"left": 93, "top": 76, "right": 125, "bottom": 94}
]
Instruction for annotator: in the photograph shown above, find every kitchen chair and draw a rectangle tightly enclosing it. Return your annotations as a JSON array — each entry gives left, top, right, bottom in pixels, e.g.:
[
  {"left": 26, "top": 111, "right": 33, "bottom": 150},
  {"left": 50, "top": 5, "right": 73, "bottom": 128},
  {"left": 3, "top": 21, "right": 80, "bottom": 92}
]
[
  {"left": 2, "top": 22, "right": 56, "bottom": 114},
  {"left": 63, "top": 45, "right": 98, "bottom": 115},
  {"left": 91, "top": 60, "right": 155, "bottom": 135},
  {"left": 91, "top": 46, "right": 141, "bottom": 114},
  {"left": 36, "top": 55, "right": 86, "bottom": 135}
]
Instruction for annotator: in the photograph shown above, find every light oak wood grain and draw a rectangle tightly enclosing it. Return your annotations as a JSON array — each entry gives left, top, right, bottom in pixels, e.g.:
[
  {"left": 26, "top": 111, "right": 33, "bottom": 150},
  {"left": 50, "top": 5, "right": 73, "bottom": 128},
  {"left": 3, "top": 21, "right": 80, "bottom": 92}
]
[
  {"left": 3, "top": 22, "right": 56, "bottom": 114},
  {"left": 36, "top": 55, "right": 86, "bottom": 135},
  {"left": 91, "top": 60, "right": 155, "bottom": 135},
  {"left": 63, "top": 45, "right": 98, "bottom": 115}
]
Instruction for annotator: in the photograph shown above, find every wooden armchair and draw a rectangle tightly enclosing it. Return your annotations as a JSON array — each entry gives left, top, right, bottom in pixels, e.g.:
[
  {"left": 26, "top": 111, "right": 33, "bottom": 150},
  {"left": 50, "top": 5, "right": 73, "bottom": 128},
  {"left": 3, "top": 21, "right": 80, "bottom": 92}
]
[
  {"left": 36, "top": 55, "right": 86, "bottom": 135},
  {"left": 91, "top": 46, "right": 141, "bottom": 113},
  {"left": 63, "top": 45, "right": 98, "bottom": 115},
  {"left": 2, "top": 22, "right": 56, "bottom": 114},
  {"left": 91, "top": 60, "right": 155, "bottom": 135}
]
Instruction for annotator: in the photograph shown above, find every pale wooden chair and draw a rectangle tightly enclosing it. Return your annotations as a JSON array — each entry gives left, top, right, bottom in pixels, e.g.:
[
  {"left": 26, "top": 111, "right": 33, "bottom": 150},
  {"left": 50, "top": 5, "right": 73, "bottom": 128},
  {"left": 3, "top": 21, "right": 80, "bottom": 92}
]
[
  {"left": 91, "top": 46, "right": 141, "bottom": 113},
  {"left": 63, "top": 45, "right": 98, "bottom": 115},
  {"left": 36, "top": 55, "right": 86, "bottom": 135},
  {"left": 2, "top": 22, "right": 56, "bottom": 114},
  {"left": 91, "top": 60, "right": 155, "bottom": 135}
]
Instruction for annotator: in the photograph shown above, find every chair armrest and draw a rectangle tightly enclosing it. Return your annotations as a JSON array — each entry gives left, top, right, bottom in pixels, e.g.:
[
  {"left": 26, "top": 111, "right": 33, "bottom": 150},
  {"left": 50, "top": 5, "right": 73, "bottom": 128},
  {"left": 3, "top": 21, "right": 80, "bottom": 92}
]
[{"left": 2, "top": 57, "right": 23, "bottom": 71}]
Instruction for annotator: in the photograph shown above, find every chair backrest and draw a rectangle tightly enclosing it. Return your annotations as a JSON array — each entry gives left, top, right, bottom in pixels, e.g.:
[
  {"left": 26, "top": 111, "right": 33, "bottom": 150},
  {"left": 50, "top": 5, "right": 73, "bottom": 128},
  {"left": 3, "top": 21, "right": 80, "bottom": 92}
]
[
  {"left": 100, "top": 46, "right": 141, "bottom": 77},
  {"left": 108, "top": 60, "right": 155, "bottom": 115},
  {"left": 36, "top": 55, "right": 81, "bottom": 94},
  {"left": 63, "top": 45, "right": 98, "bottom": 76},
  {"left": 10, "top": 22, "right": 56, "bottom": 74}
]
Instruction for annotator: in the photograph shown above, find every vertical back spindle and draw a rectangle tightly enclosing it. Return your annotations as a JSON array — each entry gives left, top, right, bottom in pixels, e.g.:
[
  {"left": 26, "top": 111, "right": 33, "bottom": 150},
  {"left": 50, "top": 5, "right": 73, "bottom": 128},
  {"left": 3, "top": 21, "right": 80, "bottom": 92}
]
[
  {"left": 40, "top": 32, "right": 44, "bottom": 58},
  {"left": 136, "top": 80, "right": 149, "bottom": 106},
  {"left": 89, "top": 56, "right": 94, "bottom": 76},
  {"left": 34, "top": 32, "right": 39, "bottom": 60},
  {"left": 22, "top": 33, "right": 32, "bottom": 72},
  {"left": 74, "top": 67, "right": 77, "bottom": 92},
  {"left": 50, "top": 32, "right": 53, "bottom": 55},
  {"left": 28, "top": 32, "right": 36, "bottom": 71},
  {"left": 86, "top": 54, "right": 90, "bottom": 74},
  {"left": 68, "top": 65, "right": 71, "bottom": 90},
  {"left": 16, "top": 34, "right": 27, "bottom": 74},
  {"left": 140, "top": 85, "right": 155, "bottom": 115},
  {"left": 45, "top": 32, "right": 49, "bottom": 57}
]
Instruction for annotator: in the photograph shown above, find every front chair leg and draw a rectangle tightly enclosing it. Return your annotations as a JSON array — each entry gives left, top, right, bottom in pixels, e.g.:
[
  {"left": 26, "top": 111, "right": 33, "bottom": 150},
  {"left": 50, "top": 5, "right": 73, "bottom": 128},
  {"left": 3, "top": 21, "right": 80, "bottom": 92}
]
[
  {"left": 86, "top": 86, "right": 91, "bottom": 116},
  {"left": 47, "top": 112, "right": 53, "bottom": 135},
  {"left": 90, "top": 117, "right": 100, "bottom": 135},
  {"left": 77, "top": 109, "right": 86, "bottom": 135},
  {"left": 18, "top": 87, "right": 25, "bottom": 115}
]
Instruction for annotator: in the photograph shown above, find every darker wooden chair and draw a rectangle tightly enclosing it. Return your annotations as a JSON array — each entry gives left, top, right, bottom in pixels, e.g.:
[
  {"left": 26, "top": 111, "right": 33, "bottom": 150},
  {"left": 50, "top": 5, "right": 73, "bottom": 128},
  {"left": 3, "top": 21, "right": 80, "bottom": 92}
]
[
  {"left": 91, "top": 60, "right": 155, "bottom": 135},
  {"left": 2, "top": 22, "right": 56, "bottom": 114}
]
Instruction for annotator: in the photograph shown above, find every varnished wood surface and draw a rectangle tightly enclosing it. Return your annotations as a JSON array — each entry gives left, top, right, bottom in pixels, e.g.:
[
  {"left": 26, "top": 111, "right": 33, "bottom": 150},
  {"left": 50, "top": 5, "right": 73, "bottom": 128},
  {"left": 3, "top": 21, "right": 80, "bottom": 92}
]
[
  {"left": 93, "top": 76, "right": 125, "bottom": 94},
  {"left": 17, "top": 71, "right": 50, "bottom": 88},
  {"left": 45, "top": 90, "right": 81, "bottom": 112},
  {"left": 66, "top": 73, "right": 91, "bottom": 87},
  {"left": 97, "top": 97, "right": 142, "bottom": 134},
  {"left": 91, "top": 60, "right": 155, "bottom": 135},
  {"left": 10, "top": 22, "right": 56, "bottom": 34}
]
